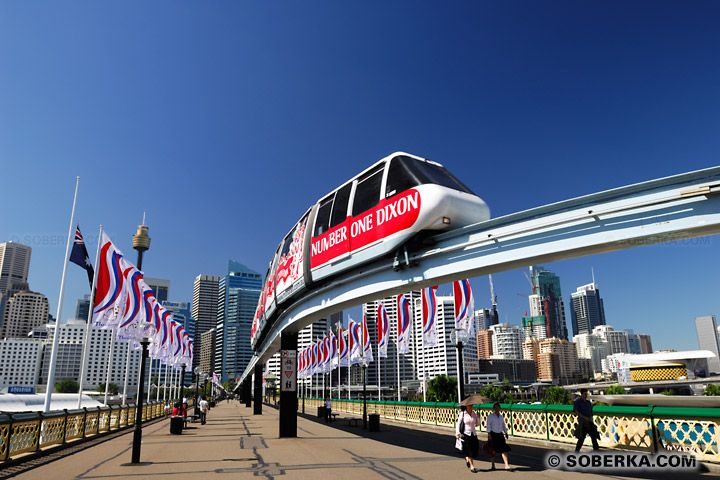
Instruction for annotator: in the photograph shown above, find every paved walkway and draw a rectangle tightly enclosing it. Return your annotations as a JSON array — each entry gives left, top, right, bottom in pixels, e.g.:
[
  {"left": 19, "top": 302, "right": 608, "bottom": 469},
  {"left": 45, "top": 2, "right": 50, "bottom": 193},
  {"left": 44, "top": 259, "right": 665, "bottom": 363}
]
[{"left": 4, "top": 401, "right": 718, "bottom": 480}]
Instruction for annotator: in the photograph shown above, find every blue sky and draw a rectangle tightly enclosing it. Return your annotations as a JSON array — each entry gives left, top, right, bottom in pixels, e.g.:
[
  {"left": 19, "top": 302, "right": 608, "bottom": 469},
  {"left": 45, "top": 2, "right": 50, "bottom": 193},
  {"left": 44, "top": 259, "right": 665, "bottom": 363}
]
[{"left": 1, "top": 1, "right": 719, "bottom": 351}]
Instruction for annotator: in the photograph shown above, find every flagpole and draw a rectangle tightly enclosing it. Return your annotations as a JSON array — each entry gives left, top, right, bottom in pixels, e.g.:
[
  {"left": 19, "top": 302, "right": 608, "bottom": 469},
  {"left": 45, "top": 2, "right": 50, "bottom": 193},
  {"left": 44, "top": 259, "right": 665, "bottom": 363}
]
[
  {"left": 122, "top": 341, "right": 131, "bottom": 405},
  {"left": 104, "top": 329, "right": 116, "bottom": 404},
  {"left": 156, "top": 362, "right": 161, "bottom": 402},
  {"left": 44, "top": 177, "right": 80, "bottom": 413},
  {"left": 147, "top": 357, "right": 153, "bottom": 402},
  {"left": 396, "top": 324, "right": 401, "bottom": 402},
  {"left": 77, "top": 224, "right": 103, "bottom": 409}
]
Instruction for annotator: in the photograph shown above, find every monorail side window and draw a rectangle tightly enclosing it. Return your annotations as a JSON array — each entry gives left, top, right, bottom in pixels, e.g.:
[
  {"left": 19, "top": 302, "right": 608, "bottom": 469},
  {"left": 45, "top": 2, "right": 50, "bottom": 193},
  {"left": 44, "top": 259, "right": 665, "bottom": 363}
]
[
  {"left": 385, "top": 155, "right": 474, "bottom": 198},
  {"left": 351, "top": 165, "right": 384, "bottom": 217},
  {"left": 314, "top": 195, "right": 334, "bottom": 237},
  {"left": 329, "top": 183, "right": 352, "bottom": 228}
]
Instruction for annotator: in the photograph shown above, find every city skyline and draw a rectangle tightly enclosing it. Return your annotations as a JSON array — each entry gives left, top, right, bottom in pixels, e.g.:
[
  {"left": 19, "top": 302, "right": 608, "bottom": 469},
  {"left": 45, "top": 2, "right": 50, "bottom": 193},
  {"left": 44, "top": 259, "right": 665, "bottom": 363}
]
[{"left": 2, "top": 2, "right": 720, "bottom": 353}]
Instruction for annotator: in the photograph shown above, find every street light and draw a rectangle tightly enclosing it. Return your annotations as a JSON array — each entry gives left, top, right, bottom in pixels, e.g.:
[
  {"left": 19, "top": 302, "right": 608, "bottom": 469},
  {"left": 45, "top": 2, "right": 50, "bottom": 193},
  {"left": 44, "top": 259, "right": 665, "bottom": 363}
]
[
  {"left": 194, "top": 366, "right": 202, "bottom": 416},
  {"left": 362, "top": 357, "right": 368, "bottom": 429},
  {"left": 450, "top": 328, "right": 468, "bottom": 403},
  {"left": 131, "top": 320, "right": 153, "bottom": 464}
]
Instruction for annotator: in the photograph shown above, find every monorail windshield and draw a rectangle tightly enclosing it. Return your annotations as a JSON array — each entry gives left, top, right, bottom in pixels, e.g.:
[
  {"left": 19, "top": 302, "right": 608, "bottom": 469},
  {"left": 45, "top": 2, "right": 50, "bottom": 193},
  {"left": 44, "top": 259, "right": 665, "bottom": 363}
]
[{"left": 385, "top": 155, "right": 474, "bottom": 198}]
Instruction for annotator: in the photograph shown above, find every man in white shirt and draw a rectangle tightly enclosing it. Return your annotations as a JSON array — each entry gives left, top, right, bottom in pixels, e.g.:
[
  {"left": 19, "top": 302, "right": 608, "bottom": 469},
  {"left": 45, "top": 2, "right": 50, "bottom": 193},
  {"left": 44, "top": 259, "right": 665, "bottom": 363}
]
[{"left": 199, "top": 397, "right": 209, "bottom": 424}]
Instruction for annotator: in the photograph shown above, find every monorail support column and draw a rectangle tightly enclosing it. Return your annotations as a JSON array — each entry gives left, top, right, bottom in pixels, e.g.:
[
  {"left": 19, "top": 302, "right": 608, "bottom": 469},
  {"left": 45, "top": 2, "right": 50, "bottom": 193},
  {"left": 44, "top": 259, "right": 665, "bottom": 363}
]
[
  {"left": 253, "top": 365, "right": 263, "bottom": 415},
  {"left": 243, "top": 378, "right": 252, "bottom": 407},
  {"left": 279, "top": 332, "right": 298, "bottom": 438}
]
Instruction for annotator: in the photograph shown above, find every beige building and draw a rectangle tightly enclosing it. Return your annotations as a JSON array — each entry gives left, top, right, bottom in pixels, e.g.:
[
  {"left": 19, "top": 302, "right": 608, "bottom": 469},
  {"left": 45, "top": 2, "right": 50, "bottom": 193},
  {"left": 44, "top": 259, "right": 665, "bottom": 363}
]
[
  {"left": 1, "top": 290, "right": 49, "bottom": 339},
  {"left": 477, "top": 329, "right": 493, "bottom": 359},
  {"left": 523, "top": 337, "right": 580, "bottom": 383}
]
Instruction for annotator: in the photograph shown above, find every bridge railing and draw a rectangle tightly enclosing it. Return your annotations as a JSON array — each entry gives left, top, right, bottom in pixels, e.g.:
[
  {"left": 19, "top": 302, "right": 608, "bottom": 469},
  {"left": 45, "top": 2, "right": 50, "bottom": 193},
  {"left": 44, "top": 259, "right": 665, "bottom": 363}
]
[
  {"left": 302, "top": 398, "right": 720, "bottom": 463},
  {"left": 0, "top": 399, "right": 192, "bottom": 463}
]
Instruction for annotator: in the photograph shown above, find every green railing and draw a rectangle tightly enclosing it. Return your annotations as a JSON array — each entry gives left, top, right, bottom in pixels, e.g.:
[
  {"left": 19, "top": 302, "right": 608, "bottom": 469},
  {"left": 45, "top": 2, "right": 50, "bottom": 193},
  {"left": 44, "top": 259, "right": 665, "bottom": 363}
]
[
  {"left": 0, "top": 399, "right": 192, "bottom": 463},
  {"left": 302, "top": 398, "right": 720, "bottom": 463}
]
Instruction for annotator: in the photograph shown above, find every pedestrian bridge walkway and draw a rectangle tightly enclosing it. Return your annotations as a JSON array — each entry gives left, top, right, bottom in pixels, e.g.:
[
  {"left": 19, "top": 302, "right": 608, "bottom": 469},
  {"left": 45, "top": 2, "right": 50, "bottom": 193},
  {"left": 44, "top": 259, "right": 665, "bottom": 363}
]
[{"left": 2, "top": 401, "right": 716, "bottom": 479}]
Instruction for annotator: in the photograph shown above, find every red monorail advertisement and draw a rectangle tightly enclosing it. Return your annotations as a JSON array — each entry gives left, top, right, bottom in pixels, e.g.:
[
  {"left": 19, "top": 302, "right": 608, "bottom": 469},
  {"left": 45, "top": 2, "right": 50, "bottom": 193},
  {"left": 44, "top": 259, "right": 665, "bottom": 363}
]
[{"left": 310, "top": 188, "right": 421, "bottom": 269}]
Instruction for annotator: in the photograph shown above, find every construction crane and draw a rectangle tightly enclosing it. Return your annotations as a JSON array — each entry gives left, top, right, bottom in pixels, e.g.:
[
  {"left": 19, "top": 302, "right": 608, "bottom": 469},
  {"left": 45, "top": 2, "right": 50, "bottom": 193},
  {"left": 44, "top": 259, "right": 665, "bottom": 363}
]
[{"left": 488, "top": 274, "right": 499, "bottom": 326}]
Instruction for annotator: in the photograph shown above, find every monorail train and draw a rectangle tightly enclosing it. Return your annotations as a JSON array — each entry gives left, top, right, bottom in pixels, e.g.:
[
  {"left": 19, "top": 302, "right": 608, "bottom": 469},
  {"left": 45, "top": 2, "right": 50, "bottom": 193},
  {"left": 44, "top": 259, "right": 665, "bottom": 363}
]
[{"left": 250, "top": 152, "right": 491, "bottom": 349}]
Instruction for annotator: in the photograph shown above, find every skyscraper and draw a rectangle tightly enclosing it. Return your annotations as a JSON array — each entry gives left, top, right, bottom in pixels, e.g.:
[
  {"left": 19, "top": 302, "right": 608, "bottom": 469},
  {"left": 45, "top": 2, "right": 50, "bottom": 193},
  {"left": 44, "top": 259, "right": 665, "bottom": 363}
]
[
  {"left": 475, "top": 308, "right": 498, "bottom": 332},
  {"left": 75, "top": 295, "right": 91, "bottom": 322},
  {"left": 488, "top": 323, "right": 523, "bottom": 359},
  {"left": 530, "top": 266, "right": 568, "bottom": 340},
  {"left": 0, "top": 290, "right": 49, "bottom": 339},
  {"left": 570, "top": 283, "right": 606, "bottom": 337},
  {"left": 192, "top": 274, "right": 221, "bottom": 370},
  {"left": 215, "top": 261, "right": 261, "bottom": 385},
  {"left": 0, "top": 242, "right": 32, "bottom": 328},
  {"left": 695, "top": 316, "right": 720, "bottom": 374}
]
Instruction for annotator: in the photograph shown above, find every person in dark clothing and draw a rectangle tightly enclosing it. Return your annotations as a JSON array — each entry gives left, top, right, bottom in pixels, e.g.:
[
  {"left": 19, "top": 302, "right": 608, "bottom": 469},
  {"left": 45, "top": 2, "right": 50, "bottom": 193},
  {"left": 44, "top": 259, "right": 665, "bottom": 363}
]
[{"left": 574, "top": 388, "right": 600, "bottom": 451}]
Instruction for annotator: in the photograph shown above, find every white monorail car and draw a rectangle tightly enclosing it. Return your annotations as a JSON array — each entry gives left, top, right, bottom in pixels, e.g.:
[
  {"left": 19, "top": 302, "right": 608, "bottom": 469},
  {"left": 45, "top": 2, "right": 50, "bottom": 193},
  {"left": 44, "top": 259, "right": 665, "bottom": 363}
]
[{"left": 250, "top": 152, "right": 490, "bottom": 348}]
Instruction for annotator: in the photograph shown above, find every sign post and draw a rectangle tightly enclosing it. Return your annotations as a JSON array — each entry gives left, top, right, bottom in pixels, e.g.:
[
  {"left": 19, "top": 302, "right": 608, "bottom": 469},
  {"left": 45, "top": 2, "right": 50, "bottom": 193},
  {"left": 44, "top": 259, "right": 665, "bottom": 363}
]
[{"left": 279, "top": 332, "right": 298, "bottom": 437}]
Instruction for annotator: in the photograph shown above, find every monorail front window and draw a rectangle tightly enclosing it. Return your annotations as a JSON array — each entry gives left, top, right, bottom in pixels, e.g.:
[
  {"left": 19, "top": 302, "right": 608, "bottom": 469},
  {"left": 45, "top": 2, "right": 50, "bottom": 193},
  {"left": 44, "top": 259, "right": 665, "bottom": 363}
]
[
  {"left": 385, "top": 155, "right": 474, "bottom": 198},
  {"left": 330, "top": 183, "right": 352, "bottom": 228},
  {"left": 314, "top": 196, "right": 333, "bottom": 237}
]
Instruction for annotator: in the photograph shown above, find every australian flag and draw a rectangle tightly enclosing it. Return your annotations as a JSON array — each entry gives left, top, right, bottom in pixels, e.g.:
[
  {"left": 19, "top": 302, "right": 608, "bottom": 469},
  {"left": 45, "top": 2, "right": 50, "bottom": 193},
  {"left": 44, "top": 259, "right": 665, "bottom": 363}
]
[{"left": 69, "top": 225, "right": 94, "bottom": 288}]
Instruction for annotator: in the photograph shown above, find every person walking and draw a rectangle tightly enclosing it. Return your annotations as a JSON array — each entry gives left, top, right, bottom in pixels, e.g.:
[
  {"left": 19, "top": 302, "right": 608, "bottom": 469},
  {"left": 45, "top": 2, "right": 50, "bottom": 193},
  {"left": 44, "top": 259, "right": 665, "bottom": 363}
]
[
  {"left": 574, "top": 388, "right": 600, "bottom": 451},
  {"left": 324, "top": 397, "right": 332, "bottom": 423},
  {"left": 455, "top": 404, "right": 480, "bottom": 472},
  {"left": 199, "top": 396, "right": 209, "bottom": 425},
  {"left": 486, "top": 403, "right": 511, "bottom": 471}
]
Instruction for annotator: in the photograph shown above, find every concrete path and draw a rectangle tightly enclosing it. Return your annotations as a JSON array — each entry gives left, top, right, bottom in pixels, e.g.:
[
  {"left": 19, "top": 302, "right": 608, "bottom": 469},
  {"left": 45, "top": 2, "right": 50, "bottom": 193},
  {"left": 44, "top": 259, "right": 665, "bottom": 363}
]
[{"left": 4, "top": 401, "right": 718, "bottom": 480}]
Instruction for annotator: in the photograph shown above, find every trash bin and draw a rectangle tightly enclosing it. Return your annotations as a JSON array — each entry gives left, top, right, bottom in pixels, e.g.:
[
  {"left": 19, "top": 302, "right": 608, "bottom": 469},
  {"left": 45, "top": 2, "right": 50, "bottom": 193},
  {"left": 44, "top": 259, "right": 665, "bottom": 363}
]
[
  {"left": 210, "top": 400, "right": 216, "bottom": 408},
  {"left": 317, "top": 406, "right": 326, "bottom": 418},
  {"left": 368, "top": 414, "right": 380, "bottom": 432},
  {"left": 170, "top": 415, "right": 183, "bottom": 435}
]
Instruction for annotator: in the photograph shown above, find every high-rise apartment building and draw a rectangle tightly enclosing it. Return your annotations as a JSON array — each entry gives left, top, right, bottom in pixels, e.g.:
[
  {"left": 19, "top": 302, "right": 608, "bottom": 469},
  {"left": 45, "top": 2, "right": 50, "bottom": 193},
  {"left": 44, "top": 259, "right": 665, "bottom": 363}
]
[
  {"left": 0, "top": 338, "right": 43, "bottom": 388},
  {"left": 695, "top": 316, "right": 720, "bottom": 374},
  {"left": 477, "top": 329, "right": 493, "bottom": 359},
  {"left": 570, "top": 283, "right": 606, "bottom": 336},
  {"left": 75, "top": 295, "right": 91, "bottom": 322},
  {"left": 573, "top": 332, "right": 609, "bottom": 375},
  {"left": 475, "top": 308, "right": 498, "bottom": 332},
  {"left": 530, "top": 266, "right": 568, "bottom": 340},
  {"left": 523, "top": 337, "right": 579, "bottom": 383},
  {"left": 593, "top": 325, "right": 630, "bottom": 355},
  {"left": 200, "top": 328, "right": 216, "bottom": 377},
  {"left": 215, "top": 261, "right": 261, "bottom": 385},
  {"left": 488, "top": 323, "right": 523, "bottom": 359},
  {"left": 0, "top": 291, "right": 49, "bottom": 339},
  {"left": 0, "top": 242, "right": 32, "bottom": 328},
  {"left": 192, "top": 274, "right": 221, "bottom": 370},
  {"left": 522, "top": 315, "right": 548, "bottom": 340}
]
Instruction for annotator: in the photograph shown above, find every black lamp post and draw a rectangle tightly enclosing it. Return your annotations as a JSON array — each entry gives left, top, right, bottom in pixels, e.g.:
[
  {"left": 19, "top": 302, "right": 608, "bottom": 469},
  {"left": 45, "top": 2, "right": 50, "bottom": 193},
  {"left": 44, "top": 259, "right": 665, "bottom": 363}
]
[
  {"left": 450, "top": 329, "right": 468, "bottom": 403},
  {"left": 362, "top": 360, "right": 368, "bottom": 429},
  {"left": 131, "top": 323, "right": 151, "bottom": 464},
  {"left": 194, "top": 366, "right": 202, "bottom": 416}
]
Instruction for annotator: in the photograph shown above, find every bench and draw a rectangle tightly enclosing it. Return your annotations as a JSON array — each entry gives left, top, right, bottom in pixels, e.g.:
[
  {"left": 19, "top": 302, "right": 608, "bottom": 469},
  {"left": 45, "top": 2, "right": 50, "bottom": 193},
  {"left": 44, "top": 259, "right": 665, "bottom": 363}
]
[
  {"left": 185, "top": 414, "right": 200, "bottom": 427},
  {"left": 346, "top": 417, "right": 361, "bottom": 427},
  {"left": 329, "top": 413, "right": 339, "bottom": 422}
]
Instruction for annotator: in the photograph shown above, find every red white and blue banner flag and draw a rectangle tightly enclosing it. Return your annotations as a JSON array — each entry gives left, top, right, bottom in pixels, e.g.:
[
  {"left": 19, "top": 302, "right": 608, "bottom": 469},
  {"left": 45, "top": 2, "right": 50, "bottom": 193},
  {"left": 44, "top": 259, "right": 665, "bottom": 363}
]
[
  {"left": 348, "top": 319, "right": 362, "bottom": 366},
  {"left": 362, "top": 314, "right": 374, "bottom": 363},
  {"left": 396, "top": 293, "right": 412, "bottom": 354},
  {"left": 92, "top": 231, "right": 126, "bottom": 329},
  {"left": 329, "top": 330, "right": 338, "bottom": 368},
  {"left": 376, "top": 302, "right": 389, "bottom": 358},
  {"left": 453, "top": 279, "right": 475, "bottom": 338},
  {"left": 337, "top": 326, "right": 348, "bottom": 367},
  {"left": 421, "top": 286, "right": 438, "bottom": 347}
]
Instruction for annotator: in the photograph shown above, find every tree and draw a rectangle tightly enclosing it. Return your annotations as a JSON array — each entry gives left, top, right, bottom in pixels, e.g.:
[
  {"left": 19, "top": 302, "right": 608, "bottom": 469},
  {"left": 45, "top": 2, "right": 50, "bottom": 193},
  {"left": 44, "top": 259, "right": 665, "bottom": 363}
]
[
  {"left": 427, "top": 374, "right": 457, "bottom": 402},
  {"left": 97, "top": 383, "right": 119, "bottom": 394},
  {"left": 480, "top": 386, "right": 504, "bottom": 403},
  {"left": 545, "top": 386, "right": 572, "bottom": 405},
  {"left": 605, "top": 385, "right": 625, "bottom": 395},
  {"left": 703, "top": 384, "right": 720, "bottom": 396},
  {"left": 55, "top": 379, "right": 79, "bottom": 393}
]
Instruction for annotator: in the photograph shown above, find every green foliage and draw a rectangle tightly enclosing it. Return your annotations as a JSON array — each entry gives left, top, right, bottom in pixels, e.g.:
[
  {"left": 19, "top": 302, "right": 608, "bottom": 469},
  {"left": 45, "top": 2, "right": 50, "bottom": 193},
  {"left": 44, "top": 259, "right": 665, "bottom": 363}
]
[
  {"left": 545, "top": 386, "right": 572, "bottom": 405},
  {"left": 222, "top": 381, "right": 232, "bottom": 391},
  {"left": 479, "top": 385, "right": 517, "bottom": 404},
  {"left": 96, "top": 383, "right": 120, "bottom": 394},
  {"left": 660, "top": 389, "right": 675, "bottom": 396},
  {"left": 605, "top": 385, "right": 625, "bottom": 395},
  {"left": 55, "top": 379, "right": 79, "bottom": 393},
  {"left": 703, "top": 384, "right": 720, "bottom": 396},
  {"left": 427, "top": 374, "right": 457, "bottom": 402}
]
